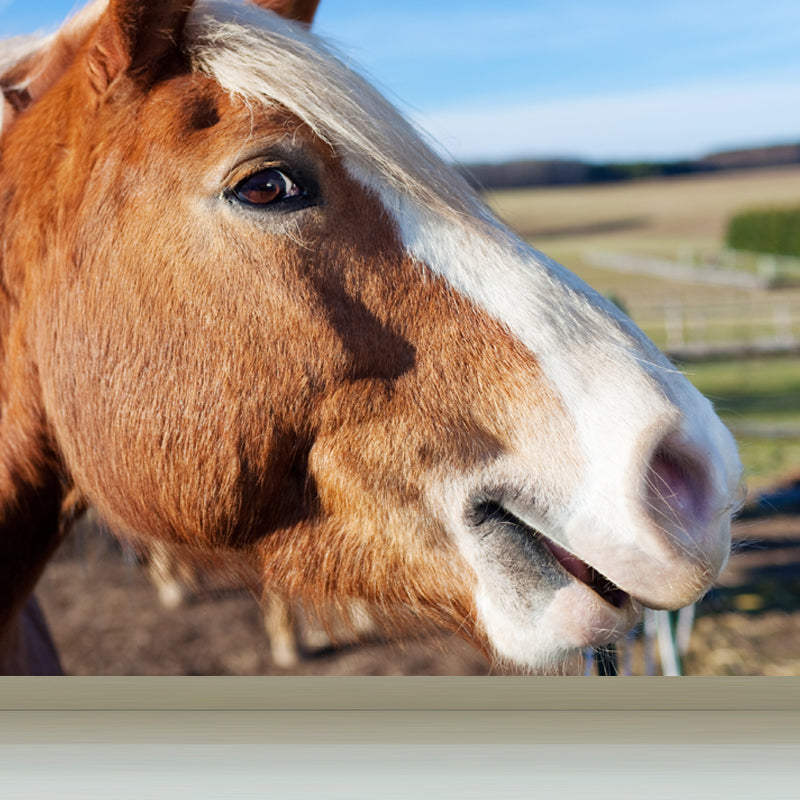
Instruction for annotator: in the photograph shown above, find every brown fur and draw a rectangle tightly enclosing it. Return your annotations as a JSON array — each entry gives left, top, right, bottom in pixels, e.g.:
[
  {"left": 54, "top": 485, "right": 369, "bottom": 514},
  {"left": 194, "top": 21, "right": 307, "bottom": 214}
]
[
  {"left": 251, "top": 0, "right": 320, "bottom": 25},
  {"left": 0, "top": 0, "right": 572, "bottom": 672}
]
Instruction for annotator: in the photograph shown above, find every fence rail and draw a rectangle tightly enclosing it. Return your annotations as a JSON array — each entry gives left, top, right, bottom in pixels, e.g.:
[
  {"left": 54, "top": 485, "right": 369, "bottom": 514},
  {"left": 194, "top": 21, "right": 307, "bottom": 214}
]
[
  {"left": 586, "top": 251, "right": 769, "bottom": 289},
  {"left": 586, "top": 250, "right": 800, "bottom": 290},
  {"left": 629, "top": 299, "right": 800, "bottom": 359}
]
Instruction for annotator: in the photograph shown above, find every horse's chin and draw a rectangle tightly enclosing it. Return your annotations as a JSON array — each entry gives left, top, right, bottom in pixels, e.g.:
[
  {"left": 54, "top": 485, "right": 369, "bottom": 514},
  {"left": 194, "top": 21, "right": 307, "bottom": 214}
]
[{"left": 466, "top": 501, "right": 643, "bottom": 670}]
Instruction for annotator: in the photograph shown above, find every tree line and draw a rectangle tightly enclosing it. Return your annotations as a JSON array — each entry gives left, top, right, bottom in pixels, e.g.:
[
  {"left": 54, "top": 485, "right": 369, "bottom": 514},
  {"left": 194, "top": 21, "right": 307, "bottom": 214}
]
[{"left": 458, "top": 143, "right": 800, "bottom": 190}]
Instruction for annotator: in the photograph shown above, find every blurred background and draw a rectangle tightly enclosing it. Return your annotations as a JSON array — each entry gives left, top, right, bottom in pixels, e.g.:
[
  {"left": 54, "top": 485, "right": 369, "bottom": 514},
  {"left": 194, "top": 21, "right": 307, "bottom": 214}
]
[{"left": 3, "top": 1, "right": 800, "bottom": 674}]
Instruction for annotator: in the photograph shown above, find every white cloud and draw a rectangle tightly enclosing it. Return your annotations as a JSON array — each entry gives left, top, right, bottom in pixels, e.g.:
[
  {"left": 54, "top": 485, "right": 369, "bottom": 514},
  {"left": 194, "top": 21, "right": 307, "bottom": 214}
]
[{"left": 414, "top": 78, "right": 800, "bottom": 162}]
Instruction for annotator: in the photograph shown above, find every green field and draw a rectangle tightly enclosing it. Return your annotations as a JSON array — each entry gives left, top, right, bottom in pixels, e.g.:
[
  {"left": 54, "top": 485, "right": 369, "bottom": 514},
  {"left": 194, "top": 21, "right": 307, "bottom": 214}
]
[
  {"left": 487, "top": 165, "right": 800, "bottom": 301},
  {"left": 485, "top": 166, "right": 800, "bottom": 490},
  {"left": 683, "top": 356, "right": 800, "bottom": 489},
  {"left": 486, "top": 165, "right": 800, "bottom": 266}
]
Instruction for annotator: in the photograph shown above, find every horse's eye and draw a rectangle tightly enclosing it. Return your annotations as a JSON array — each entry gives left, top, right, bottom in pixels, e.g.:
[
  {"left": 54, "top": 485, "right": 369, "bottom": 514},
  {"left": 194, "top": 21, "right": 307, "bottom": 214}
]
[{"left": 232, "top": 168, "right": 304, "bottom": 206}]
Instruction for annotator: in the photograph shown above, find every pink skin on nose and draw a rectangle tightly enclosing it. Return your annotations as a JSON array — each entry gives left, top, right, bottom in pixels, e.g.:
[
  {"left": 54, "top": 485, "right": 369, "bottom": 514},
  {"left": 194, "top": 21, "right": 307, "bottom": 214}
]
[{"left": 648, "top": 446, "right": 709, "bottom": 526}]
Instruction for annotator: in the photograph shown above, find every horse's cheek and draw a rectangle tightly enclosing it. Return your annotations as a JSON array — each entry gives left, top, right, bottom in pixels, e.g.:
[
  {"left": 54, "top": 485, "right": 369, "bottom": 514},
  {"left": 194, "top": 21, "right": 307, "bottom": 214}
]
[{"left": 36, "top": 295, "right": 228, "bottom": 542}]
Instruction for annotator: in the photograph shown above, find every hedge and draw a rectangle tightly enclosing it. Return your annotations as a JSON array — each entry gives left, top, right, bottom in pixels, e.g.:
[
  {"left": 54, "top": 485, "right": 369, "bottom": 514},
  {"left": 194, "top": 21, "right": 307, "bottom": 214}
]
[{"left": 726, "top": 205, "right": 800, "bottom": 257}]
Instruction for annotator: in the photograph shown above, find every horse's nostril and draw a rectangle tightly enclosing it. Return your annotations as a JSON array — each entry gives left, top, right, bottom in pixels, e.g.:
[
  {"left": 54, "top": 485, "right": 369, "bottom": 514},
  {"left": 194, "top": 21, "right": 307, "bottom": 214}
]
[{"left": 645, "top": 440, "right": 709, "bottom": 536}]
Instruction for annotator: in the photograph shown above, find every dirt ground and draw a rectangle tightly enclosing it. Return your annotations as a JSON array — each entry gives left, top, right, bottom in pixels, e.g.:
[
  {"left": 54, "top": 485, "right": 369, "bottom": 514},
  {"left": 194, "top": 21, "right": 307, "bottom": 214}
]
[{"left": 32, "top": 513, "right": 800, "bottom": 676}]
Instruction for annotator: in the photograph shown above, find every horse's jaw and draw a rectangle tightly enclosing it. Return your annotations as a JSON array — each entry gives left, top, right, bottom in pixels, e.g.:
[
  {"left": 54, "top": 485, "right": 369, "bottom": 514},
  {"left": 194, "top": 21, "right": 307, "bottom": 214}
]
[
  {"left": 458, "top": 496, "right": 729, "bottom": 672},
  {"left": 443, "top": 402, "right": 740, "bottom": 673},
  {"left": 464, "top": 504, "right": 641, "bottom": 672}
]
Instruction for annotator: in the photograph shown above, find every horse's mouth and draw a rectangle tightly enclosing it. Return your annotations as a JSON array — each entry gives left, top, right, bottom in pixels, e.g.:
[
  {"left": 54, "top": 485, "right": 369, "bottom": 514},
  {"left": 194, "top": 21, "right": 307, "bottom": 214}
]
[
  {"left": 470, "top": 500, "right": 630, "bottom": 609},
  {"left": 540, "top": 537, "right": 629, "bottom": 608}
]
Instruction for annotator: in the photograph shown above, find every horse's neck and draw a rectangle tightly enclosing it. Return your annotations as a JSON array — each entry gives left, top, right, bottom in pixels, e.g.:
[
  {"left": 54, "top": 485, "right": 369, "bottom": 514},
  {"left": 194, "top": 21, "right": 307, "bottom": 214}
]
[
  {"left": 0, "top": 415, "right": 64, "bottom": 636},
  {"left": 0, "top": 200, "right": 66, "bottom": 639},
  {"left": 0, "top": 12, "right": 99, "bottom": 640}
]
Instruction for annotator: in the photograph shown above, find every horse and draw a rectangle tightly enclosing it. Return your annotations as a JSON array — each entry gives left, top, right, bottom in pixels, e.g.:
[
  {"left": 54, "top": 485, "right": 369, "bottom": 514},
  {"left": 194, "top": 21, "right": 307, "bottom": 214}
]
[{"left": 0, "top": 0, "right": 742, "bottom": 675}]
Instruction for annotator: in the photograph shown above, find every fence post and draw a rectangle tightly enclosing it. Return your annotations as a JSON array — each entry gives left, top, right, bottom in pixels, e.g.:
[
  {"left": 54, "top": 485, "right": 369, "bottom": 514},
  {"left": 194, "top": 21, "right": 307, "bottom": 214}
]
[
  {"left": 689, "top": 309, "right": 707, "bottom": 348},
  {"left": 774, "top": 305, "right": 794, "bottom": 346},
  {"left": 665, "top": 303, "right": 684, "bottom": 351},
  {"left": 757, "top": 256, "right": 777, "bottom": 284}
]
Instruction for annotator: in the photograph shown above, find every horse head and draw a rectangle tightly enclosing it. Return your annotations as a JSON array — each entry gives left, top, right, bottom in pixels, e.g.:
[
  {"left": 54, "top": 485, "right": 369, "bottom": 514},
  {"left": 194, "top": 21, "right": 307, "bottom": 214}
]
[{"left": 0, "top": 0, "right": 742, "bottom": 672}]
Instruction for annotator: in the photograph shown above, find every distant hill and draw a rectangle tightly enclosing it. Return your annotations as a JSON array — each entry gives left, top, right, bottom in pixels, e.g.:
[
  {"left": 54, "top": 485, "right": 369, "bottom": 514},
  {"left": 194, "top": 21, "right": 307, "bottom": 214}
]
[
  {"left": 697, "top": 143, "right": 800, "bottom": 170},
  {"left": 459, "top": 142, "right": 800, "bottom": 191}
]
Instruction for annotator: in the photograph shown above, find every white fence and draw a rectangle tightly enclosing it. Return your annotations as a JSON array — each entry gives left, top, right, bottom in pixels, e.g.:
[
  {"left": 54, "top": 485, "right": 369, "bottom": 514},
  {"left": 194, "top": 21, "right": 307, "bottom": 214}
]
[
  {"left": 630, "top": 299, "right": 800, "bottom": 358},
  {"left": 586, "top": 250, "right": 769, "bottom": 290},
  {"left": 586, "top": 250, "right": 800, "bottom": 291}
]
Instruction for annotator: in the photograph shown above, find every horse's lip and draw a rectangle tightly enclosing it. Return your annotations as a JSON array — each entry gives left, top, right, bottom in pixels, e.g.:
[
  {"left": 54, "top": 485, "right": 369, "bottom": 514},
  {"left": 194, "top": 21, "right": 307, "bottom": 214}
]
[
  {"left": 538, "top": 537, "right": 630, "bottom": 609},
  {"left": 470, "top": 500, "right": 630, "bottom": 609}
]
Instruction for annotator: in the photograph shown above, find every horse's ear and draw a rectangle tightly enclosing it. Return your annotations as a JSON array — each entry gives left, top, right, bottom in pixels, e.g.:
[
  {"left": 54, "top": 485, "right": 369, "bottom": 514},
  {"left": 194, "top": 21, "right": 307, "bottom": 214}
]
[
  {"left": 87, "top": 0, "right": 194, "bottom": 93},
  {"left": 249, "top": 0, "right": 321, "bottom": 25}
]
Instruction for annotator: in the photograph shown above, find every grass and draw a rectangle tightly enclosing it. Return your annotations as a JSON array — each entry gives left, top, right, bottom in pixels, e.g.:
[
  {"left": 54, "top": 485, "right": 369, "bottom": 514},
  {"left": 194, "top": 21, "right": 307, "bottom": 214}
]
[
  {"left": 486, "top": 164, "right": 800, "bottom": 307},
  {"left": 683, "top": 356, "right": 800, "bottom": 423},
  {"left": 485, "top": 165, "right": 800, "bottom": 249},
  {"left": 734, "top": 436, "right": 800, "bottom": 490},
  {"left": 681, "top": 356, "right": 800, "bottom": 489},
  {"left": 484, "top": 167, "right": 800, "bottom": 489}
]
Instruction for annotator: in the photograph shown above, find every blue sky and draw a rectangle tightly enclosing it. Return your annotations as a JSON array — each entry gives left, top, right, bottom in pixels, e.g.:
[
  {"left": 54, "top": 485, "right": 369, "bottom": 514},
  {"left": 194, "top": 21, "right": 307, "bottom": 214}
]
[{"left": 2, "top": 0, "right": 799, "bottom": 162}]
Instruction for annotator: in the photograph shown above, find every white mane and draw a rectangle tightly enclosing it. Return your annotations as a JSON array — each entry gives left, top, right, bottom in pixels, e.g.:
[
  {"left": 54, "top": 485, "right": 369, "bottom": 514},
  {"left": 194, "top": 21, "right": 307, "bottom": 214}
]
[
  {"left": 0, "top": 34, "right": 51, "bottom": 75},
  {"left": 187, "top": 0, "right": 486, "bottom": 227}
]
